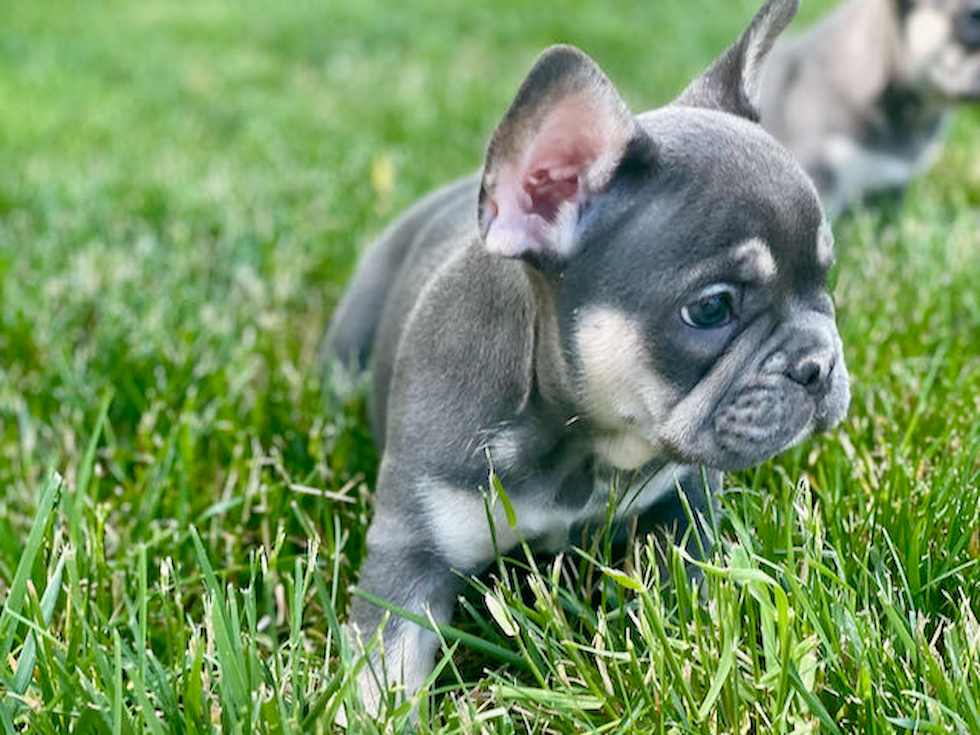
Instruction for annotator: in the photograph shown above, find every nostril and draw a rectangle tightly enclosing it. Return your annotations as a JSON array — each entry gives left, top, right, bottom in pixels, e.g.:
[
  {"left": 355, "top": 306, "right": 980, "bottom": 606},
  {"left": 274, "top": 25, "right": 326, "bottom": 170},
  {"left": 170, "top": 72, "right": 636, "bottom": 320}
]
[
  {"left": 796, "top": 359, "right": 822, "bottom": 387},
  {"left": 790, "top": 352, "right": 835, "bottom": 392}
]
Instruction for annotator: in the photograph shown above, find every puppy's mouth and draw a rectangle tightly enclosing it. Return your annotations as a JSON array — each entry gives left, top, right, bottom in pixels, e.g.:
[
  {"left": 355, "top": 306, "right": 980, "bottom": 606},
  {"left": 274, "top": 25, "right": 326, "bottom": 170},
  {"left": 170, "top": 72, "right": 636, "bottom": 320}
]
[
  {"left": 657, "top": 357, "right": 849, "bottom": 473},
  {"left": 710, "top": 382, "right": 816, "bottom": 470},
  {"left": 705, "top": 364, "right": 849, "bottom": 471}
]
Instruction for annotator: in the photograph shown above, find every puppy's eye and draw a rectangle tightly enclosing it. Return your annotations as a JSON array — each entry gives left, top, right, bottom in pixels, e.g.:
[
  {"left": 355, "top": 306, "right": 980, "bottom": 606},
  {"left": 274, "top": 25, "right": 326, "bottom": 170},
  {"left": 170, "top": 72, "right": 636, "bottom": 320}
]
[{"left": 681, "top": 290, "right": 735, "bottom": 329}]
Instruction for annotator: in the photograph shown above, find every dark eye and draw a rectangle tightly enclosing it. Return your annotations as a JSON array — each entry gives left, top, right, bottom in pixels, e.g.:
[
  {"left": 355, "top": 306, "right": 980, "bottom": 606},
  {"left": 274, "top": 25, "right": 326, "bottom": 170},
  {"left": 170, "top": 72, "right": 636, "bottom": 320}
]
[{"left": 681, "top": 291, "right": 735, "bottom": 329}]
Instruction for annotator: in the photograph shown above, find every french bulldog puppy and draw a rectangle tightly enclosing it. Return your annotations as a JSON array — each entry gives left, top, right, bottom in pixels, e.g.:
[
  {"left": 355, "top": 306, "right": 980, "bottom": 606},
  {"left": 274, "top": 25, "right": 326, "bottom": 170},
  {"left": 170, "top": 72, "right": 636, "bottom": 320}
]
[
  {"left": 325, "top": 0, "right": 849, "bottom": 716},
  {"left": 760, "top": 0, "right": 980, "bottom": 218}
]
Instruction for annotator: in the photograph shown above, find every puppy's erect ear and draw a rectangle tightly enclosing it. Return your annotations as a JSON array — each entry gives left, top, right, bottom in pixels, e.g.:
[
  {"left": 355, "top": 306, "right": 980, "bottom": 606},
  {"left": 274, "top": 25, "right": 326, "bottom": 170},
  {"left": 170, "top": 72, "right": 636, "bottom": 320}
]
[
  {"left": 676, "top": 0, "right": 799, "bottom": 121},
  {"left": 479, "top": 45, "right": 645, "bottom": 265}
]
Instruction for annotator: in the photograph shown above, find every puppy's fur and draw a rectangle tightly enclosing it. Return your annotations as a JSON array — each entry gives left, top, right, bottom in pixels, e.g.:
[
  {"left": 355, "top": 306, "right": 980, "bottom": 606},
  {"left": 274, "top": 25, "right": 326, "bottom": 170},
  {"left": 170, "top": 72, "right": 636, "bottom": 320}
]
[
  {"left": 761, "top": 0, "right": 980, "bottom": 217},
  {"left": 325, "top": 0, "right": 849, "bottom": 716}
]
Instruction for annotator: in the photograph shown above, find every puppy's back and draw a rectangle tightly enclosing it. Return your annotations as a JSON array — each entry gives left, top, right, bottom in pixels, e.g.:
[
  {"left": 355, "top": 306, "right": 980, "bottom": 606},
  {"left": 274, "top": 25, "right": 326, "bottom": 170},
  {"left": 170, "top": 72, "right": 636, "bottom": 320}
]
[
  {"left": 323, "top": 177, "right": 477, "bottom": 370},
  {"left": 323, "top": 175, "right": 480, "bottom": 439}
]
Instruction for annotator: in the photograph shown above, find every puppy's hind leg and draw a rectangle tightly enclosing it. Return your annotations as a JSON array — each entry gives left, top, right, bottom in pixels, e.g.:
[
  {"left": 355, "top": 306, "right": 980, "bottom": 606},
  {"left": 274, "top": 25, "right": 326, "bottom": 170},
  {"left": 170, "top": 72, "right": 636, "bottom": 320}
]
[{"left": 346, "top": 506, "right": 462, "bottom": 719}]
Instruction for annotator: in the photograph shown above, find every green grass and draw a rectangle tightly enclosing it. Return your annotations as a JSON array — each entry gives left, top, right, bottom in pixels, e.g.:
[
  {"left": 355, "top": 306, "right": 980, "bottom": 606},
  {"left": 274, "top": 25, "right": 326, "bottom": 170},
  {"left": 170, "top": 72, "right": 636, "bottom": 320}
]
[{"left": 2, "top": 0, "right": 980, "bottom": 731}]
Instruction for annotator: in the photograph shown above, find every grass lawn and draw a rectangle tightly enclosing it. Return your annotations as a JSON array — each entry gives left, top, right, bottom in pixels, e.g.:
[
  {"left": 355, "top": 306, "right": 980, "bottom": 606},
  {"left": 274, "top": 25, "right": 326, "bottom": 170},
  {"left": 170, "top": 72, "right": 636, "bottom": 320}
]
[{"left": 2, "top": 0, "right": 980, "bottom": 731}]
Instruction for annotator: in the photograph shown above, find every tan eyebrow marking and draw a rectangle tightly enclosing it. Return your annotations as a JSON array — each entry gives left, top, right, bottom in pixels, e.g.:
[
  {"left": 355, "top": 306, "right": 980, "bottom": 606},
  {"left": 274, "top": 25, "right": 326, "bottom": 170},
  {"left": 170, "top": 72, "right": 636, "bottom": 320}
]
[
  {"left": 816, "top": 219, "right": 835, "bottom": 269},
  {"left": 732, "top": 237, "right": 777, "bottom": 282}
]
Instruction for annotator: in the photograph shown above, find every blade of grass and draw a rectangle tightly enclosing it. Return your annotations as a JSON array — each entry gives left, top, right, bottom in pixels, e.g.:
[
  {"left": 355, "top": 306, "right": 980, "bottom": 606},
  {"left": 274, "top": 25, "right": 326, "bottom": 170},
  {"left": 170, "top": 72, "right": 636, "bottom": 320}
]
[
  {"left": 0, "top": 472, "right": 62, "bottom": 667},
  {"left": 69, "top": 391, "right": 112, "bottom": 554},
  {"left": 6, "top": 547, "right": 67, "bottom": 717},
  {"left": 351, "top": 587, "right": 526, "bottom": 669}
]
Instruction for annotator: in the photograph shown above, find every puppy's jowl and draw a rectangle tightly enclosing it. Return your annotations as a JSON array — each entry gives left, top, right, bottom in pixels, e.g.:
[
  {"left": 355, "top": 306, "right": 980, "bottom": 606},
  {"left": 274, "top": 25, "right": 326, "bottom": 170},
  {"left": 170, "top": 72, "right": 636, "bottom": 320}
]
[
  {"left": 325, "top": 0, "right": 850, "bottom": 715},
  {"left": 761, "top": 0, "right": 980, "bottom": 217}
]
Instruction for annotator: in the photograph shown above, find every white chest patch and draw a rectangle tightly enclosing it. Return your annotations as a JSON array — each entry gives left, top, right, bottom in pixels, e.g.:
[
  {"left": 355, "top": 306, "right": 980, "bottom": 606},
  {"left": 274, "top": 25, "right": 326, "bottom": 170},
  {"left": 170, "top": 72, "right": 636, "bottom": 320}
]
[
  {"left": 573, "top": 306, "right": 674, "bottom": 469},
  {"left": 422, "top": 463, "right": 684, "bottom": 570},
  {"left": 592, "top": 430, "right": 661, "bottom": 470}
]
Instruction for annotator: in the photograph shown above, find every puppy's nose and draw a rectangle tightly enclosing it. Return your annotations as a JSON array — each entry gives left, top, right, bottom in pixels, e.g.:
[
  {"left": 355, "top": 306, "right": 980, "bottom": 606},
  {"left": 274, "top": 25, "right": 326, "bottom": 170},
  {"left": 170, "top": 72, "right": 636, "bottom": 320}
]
[{"left": 788, "top": 349, "right": 835, "bottom": 394}]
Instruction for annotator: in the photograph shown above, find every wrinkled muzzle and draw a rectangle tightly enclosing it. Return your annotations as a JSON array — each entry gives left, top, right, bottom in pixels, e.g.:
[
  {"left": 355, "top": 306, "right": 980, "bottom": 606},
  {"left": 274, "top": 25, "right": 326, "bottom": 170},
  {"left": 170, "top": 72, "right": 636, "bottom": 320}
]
[
  {"left": 713, "top": 313, "right": 849, "bottom": 469},
  {"left": 662, "top": 313, "right": 850, "bottom": 471}
]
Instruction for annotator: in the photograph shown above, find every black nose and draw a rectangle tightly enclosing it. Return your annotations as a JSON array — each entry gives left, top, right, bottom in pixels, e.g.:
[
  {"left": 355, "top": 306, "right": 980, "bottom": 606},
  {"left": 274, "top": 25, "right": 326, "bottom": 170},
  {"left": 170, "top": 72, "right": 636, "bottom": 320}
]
[{"left": 788, "top": 350, "right": 836, "bottom": 394}]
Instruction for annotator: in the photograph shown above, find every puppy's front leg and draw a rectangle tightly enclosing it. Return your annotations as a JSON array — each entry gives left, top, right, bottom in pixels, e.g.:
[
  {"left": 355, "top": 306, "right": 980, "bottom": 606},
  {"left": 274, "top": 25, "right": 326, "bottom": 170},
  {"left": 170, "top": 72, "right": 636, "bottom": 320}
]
[
  {"left": 348, "top": 484, "right": 463, "bottom": 716},
  {"left": 628, "top": 466, "right": 722, "bottom": 575}
]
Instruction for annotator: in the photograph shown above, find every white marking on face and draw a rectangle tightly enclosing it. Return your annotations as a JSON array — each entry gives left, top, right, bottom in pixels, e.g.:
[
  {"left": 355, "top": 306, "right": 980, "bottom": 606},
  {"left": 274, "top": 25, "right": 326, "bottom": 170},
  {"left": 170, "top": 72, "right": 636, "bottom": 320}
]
[
  {"left": 732, "top": 237, "right": 777, "bottom": 281},
  {"left": 906, "top": 6, "right": 953, "bottom": 69},
  {"left": 573, "top": 307, "right": 674, "bottom": 469},
  {"left": 816, "top": 218, "right": 835, "bottom": 269}
]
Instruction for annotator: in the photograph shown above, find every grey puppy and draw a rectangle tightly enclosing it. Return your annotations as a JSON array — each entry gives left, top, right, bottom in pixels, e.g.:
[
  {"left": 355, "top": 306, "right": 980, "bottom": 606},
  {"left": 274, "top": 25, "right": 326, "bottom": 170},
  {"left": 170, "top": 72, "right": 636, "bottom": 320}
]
[
  {"left": 325, "top": 0, "right": 849, "bottom": 715},
  {"left": 761, "top": 0, "right": 980, "bottom": 218}
]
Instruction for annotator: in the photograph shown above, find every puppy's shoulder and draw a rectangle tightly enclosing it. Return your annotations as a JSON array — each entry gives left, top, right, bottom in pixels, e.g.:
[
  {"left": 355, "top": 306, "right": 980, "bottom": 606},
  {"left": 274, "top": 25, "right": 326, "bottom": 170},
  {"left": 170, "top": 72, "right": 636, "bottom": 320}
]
[
  {"left": 399, "top": 241, "right": 535, "bottom": 397},
  {"left": 383, "top": 243, "right": 537, "bottom": 462}
]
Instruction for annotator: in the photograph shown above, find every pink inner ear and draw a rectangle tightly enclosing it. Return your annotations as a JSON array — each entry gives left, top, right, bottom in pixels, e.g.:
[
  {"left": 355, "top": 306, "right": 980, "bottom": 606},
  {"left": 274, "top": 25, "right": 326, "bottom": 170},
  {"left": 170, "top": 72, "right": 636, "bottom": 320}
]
[
  {"left": 525, "top": 164, "right": 580, "bottom": 223},
  {"left": 518, "top": 96, "right": 611, "bottom": 220},
  {"left": 486, "top": 93, "right": 632, "bottom": 259}
]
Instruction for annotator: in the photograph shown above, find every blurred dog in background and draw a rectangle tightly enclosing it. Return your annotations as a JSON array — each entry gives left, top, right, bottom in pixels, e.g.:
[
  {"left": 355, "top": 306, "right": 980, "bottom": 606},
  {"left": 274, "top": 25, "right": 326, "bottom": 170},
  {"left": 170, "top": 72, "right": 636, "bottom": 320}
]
[{"left": 761, "top": 0, "right": 980, "bottom": 217}]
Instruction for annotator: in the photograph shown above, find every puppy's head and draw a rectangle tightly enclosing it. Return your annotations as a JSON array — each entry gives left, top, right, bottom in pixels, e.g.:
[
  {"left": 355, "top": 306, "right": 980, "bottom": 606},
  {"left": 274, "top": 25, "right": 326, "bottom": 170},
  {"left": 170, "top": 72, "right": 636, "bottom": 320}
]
[
  {"left": 897, "top": 0, "right": 980, "bottom": 100},
  {"left": 478, "top": 0, "right": 849, "bottom": 472}
]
